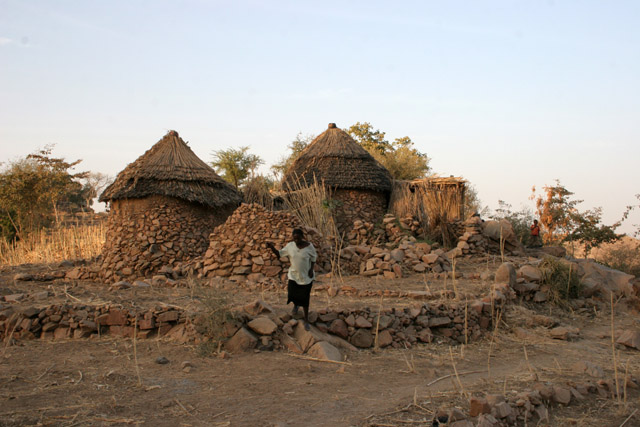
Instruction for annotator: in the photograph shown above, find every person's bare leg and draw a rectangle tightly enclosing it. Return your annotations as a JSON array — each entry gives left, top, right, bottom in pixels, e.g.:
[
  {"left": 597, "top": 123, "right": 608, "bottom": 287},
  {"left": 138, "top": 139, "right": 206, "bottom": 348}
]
[{"left": 303, "top": 306, "right": 310, "bottom": 330}]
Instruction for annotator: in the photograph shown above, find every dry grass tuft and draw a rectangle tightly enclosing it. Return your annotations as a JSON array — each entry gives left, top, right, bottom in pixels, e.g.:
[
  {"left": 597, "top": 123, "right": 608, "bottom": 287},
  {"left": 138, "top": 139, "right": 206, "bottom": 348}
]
[
  {"left": 538, "top": 256, "right": 582, "bottom": 305},
  {"left": 0, "top": 224, "right": 105, "bottom": 266},
  {"left": 193, "top": 282, "right": 235, "bottom": 357}
]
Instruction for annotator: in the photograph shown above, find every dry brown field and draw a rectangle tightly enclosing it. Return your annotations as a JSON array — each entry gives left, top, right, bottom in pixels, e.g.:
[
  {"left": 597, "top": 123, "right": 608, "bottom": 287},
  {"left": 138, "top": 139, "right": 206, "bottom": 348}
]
[{"left": 1, "top": 256, "right": 639, "bottom": 427}]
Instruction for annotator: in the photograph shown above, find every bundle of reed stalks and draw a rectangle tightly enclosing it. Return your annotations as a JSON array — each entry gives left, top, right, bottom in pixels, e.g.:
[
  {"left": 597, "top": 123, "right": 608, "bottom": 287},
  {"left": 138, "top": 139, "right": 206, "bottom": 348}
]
[{"left": 280, "top": 173, "right": 339, "bottom": 240}]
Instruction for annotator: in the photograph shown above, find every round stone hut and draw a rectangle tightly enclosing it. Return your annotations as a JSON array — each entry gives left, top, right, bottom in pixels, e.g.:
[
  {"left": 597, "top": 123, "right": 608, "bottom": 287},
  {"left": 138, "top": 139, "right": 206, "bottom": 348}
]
[
  {"left": 98, "top": 130, "right": 242, "bottom": 282},
  {"left": 283, "top": 123, "right": 393, "bottom": 233}
]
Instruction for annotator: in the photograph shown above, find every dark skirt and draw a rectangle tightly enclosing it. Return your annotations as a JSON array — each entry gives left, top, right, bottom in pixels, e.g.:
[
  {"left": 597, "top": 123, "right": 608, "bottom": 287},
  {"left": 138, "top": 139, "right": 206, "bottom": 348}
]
[{"left": 287, "top": 280, "right": 313, "bottom": 307}]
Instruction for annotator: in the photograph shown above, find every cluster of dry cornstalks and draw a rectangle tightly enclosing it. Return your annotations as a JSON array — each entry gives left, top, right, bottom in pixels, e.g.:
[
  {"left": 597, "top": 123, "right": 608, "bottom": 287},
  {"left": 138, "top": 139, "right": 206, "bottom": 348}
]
[{"left": 0, "top": 224, "right": 105, "bottom": 266}]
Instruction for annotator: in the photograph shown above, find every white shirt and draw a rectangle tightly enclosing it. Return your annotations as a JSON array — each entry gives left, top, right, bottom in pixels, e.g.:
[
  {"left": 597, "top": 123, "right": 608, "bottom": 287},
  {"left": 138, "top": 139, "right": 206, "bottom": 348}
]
[{"left": 279, "top": 241, "right": 317, "bottom": 285}]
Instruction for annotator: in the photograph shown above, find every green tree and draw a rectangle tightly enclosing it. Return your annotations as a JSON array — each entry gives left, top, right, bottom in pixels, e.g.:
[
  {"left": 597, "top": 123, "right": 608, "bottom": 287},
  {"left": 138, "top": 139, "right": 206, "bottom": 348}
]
[
  {"left": 270, "top": 132, "right": 315, "bottom": 181},
  {"left": 347, "top": 122, "right": 430, "bottom": 180},
  {"left": 347, "top": 122, "right": 391, "bottom": 154},
  {"left": 616, "top": 194, "right": 640, "bottom": 237},
  {"left": 565, "top": 207, "right": 620, "bottom": 258},
  {"left": 0, "top": 146, "right": 88, "bottom": 241},
  {"left": 211, "top": 146, "right": 264, "bottom": 188}
]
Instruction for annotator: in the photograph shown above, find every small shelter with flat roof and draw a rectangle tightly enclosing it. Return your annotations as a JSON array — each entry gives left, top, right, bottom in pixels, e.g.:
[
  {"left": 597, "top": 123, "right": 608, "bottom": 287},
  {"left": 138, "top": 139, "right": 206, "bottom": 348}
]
[
  {"left": 99, "top": 130, "right": 242, "bottom": 282},
  {"left": 283, "top": 123, "right": 393, "bottom": 233}
]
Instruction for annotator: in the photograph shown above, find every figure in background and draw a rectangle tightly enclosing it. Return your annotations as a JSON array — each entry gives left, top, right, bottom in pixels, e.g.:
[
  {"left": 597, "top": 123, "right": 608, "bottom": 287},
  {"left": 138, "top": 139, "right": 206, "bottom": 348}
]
[{"left": 530, "top": 219, "right": 542, "bottom": 247}]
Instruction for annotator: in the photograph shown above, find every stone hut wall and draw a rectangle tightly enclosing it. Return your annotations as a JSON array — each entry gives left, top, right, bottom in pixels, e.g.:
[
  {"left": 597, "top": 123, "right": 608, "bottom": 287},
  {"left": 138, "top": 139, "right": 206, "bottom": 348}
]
[
  {"left": 332, "top": 189, "right": 388, "bottom": 234},
  {"left": 201, "top": 204, "right": 331, "bottom": 282},
  {"left": 100, "top": 195, "right": 236, "bottom": 282}
]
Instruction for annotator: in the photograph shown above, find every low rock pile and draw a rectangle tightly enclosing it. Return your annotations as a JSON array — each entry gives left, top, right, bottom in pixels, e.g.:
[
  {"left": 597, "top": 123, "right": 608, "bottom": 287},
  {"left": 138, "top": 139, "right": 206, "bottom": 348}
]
[
  {"left": 346, "top": 214, "right": 419, "bottom": 246},
  {"left": 338, "top": 240, "right": 452, "bottom": 279},
  {"left": 453, "top": 215, "right": 489, "bottom": 257},
  {"left": 200, "top": 204, "right": 331, "bottom": 282}
]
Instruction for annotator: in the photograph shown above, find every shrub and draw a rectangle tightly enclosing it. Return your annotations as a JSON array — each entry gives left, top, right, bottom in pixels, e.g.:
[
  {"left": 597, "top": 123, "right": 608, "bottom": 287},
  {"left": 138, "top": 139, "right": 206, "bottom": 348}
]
[
  {"left": 193, "top": 284, "right": 235, "bottom": 356},
  {"left": 538, "top": 256, "right": 583, "bottom": 304}
]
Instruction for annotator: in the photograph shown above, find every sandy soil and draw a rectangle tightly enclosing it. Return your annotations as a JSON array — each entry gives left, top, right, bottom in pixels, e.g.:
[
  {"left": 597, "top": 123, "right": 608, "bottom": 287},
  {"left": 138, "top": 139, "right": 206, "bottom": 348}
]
[{"left": 1, "top": 258, "right": 639, "bottom": 426}]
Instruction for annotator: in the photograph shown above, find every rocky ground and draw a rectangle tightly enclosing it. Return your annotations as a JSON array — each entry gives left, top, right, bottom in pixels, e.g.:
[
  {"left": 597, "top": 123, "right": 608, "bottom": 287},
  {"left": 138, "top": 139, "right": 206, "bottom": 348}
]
[{"left": 1, "top": 254, "right": 639, "bottom": 426}]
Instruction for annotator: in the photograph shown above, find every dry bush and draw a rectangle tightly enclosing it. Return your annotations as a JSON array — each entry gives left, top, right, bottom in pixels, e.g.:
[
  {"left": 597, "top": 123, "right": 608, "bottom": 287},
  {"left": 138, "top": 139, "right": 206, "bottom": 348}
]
[
  {"left": 0, "top": 223, "right": 105, "bottom": 266},
  {"left": 194, "top": 284, "right": 235, "bottom": 356},
  {"left": 281, "top": 174, "right": 339, "bottom": 240},
  {"left": 539, "top": 256, "right": 583, "bottom": 305}
]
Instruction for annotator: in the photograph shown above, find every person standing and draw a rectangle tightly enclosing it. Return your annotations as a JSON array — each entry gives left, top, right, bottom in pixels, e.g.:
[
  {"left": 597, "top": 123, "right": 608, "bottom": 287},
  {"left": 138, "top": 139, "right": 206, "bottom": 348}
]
[
  {"left": 266, "top": 228, "right": 317, "bottom": 330},
  {"left": 530, "top": 219, "right": 542, "bottom": 247}
]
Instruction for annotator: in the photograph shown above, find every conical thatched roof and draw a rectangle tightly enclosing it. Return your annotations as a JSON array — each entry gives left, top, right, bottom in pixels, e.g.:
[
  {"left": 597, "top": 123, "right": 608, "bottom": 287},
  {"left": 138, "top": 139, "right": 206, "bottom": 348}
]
[
  {"left": 100, "top": 130, "right": 242, "bottom": 208},
  {"left": 283, "top": 123, "right": 392, "bottom": 193}
]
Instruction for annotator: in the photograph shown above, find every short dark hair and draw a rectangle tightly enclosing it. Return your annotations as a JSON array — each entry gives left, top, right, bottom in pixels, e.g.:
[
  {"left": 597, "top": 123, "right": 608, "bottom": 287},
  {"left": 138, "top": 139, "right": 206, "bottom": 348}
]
[{"left": 292, "top": 228, "right": 304, "bottom": 236}]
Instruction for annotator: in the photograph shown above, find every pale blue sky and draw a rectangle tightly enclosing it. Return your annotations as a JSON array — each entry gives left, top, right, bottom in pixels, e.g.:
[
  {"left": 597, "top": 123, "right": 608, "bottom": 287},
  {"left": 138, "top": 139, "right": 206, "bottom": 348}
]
[{"left": 1, "top": 1, "right": 638, "bottom": 232}]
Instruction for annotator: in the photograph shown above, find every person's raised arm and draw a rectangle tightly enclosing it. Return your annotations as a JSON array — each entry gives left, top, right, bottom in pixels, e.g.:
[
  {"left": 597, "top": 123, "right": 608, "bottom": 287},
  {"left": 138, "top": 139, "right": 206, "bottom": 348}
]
[{"left": 266, "top": 241, "right": 280, "bottom": 259}]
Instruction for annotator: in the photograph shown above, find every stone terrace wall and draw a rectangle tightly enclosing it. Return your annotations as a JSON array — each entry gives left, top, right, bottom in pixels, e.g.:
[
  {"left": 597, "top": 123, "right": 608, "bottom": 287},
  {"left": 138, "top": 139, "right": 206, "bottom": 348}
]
[
  {"left": 100, "top": 195, "right": 236, "bottom": 283},
  {"left": 332, "top": 189, "right": 388, "bottom": 234},
  {"left": 0, "top": 298, "right": 497, "bottom": 350},
  {"left": 0, "top": 303, "right": 194, "bottom": 342},
  {"left": 201, "top": 204, "right": 331, "bottom": 282}
]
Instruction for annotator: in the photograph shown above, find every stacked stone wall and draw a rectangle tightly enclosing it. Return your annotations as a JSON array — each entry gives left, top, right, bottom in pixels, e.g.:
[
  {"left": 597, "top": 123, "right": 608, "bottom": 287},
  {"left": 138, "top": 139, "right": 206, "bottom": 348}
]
[
  {"left": 0, "top": 298, "right": 497, "bottom": 349},
  {"left": 201, "top": 204, "right": 331, "bottom": 281},
  {"left": 332, "top": 189, "right": 388, "bottom": 234},
  {"left": 99, "top": 195, "right": 235, "bottom": 282},
  {"left": 0, "top": 303, "right": 194, "bottom": 342}
]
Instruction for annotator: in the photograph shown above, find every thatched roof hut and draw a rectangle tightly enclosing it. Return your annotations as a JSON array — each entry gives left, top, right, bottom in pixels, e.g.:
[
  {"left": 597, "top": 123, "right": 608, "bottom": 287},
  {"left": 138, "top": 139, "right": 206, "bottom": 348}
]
[
  {"left": 100, "top": 130, "right": 241, "bottom": 207},
  {"left": 282, "top": 123, "right": 392, "bottom": 193},
  {"left": 97, "top": 130, "right": 242, "bottom": 283},
  {"left": 282, "top": 123, "right": 393, "bottom": 233}
]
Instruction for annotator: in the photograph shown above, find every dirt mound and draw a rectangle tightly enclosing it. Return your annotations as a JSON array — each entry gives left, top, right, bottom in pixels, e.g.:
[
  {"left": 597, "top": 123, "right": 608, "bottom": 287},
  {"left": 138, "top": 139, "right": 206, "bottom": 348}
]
[{"left": 200, "top": 204, "right": 332, "bottom": 281}]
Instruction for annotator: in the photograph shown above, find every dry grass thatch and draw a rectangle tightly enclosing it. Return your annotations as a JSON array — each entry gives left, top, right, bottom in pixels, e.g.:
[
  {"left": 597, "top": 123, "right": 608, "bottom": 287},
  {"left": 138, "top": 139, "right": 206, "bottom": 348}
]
[
  {"left": 100, "top": 130, "right": 242, "bottom": 208},
  {"left": 282, "top": 123, "right": 393, "bottom": 193},
  {"left": 280, "top": 174, "right": 339, "bottom": 240},
  {"left": 389, "top": 177, "right": 466, "bottom": 244}
]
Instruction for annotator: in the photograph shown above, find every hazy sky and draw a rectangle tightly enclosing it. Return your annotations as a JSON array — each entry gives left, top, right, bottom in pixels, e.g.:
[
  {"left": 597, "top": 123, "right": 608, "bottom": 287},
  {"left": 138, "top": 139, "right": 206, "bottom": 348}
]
[{"left": 1, "top": 1, "right": 638, "bottom": 233}]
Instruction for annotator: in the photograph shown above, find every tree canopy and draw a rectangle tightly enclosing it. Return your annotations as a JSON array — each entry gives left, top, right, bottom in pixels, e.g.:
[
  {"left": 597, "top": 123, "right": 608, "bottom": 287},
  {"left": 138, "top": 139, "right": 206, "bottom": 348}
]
[
  {"left": 346, "top": 122, "right": 430, "bottom": 180},
  {"left": 0, "top": 146, "right": 90, "bottom": 241},
  {"left": 211, "top": 146, "right": 264, "bottom": 188}
]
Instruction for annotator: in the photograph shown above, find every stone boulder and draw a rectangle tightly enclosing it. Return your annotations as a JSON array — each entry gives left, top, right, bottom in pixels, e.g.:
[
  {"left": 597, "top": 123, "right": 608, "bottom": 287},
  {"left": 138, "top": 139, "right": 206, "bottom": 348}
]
[
  {"left": 225, "top": 327, "right": 258, "bottom": 353},
  {"left": 481, "top": 219, "right": 524, "bottom": 252},
  {"left": 518, "top": 265, "right": 542, "bottom": 282},
  {"left": 495, "top": 262, "right": 516, "bottom": 286},
  {"left": 575, "top": 259, "right": 636, "bottom": 297},
  {"left": 247, "top": 317, "right": 277, "bottom": 335},
  {"left": 616, "top": 330, "right": 640, "bottom": 350},
  {"left": 307, "top": 341, "right": 342, "bottom": 362}
]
